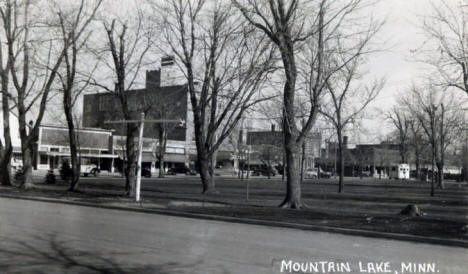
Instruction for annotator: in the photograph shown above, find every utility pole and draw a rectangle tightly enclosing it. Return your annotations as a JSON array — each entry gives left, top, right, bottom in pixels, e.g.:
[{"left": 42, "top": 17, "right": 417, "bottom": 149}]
[{"left": 106, "top": 112, "right": 184, "bottom": 202}]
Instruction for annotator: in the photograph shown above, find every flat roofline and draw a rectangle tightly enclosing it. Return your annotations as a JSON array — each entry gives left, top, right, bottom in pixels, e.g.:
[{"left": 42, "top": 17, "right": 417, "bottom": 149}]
[
  {"left": 84, "top": 85, "right": 188, "bottom": 96},
  {"left": 40, "top": 124, "right": 115, "bottom": 133}
]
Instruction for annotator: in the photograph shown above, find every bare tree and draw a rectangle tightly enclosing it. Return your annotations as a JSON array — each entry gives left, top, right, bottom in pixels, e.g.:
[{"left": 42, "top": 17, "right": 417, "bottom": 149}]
[
  {"left": 419, "top": 1, "right": 468, "bottom": 96},
  {"left": 320, "top": 57, "right": 384, "bottom": 192},
  {"left": 233, "top": 0, "right": 381, "bottom": 207},
  {"left": 155, "top": 0, "right": 275, "bottom": 194},
  {"left": 90, "top": 4, "right": 155, "bottom": 196},
  {"left": 2, "top": 0, "right": 67, "bottom": 189},
  {"left": 385, "top": 106, "right": 411, "bottom": 164},
  {"left": 408, "top": 119, "right": 426, "bottom": 179},
  {"left": 405, "top": 84, "right": 464, "bottom": 195},
  {"left": 232, "top": 0, "right": 324, "bottom": 208},
  {"left": 55, "top": 0, "right": 102, "bottom": 191}
]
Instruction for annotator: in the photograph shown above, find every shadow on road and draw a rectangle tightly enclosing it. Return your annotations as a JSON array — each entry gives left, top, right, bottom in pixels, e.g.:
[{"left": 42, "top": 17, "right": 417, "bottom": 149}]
[{"left": 0, "top": 233, "right": 198, "bottom": 274}]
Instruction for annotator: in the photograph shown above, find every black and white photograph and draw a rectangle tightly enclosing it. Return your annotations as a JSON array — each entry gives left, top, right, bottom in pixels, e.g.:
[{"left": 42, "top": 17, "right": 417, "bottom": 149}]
[{"left": 0, "top": 0, "right": 467, "bottom": 273}]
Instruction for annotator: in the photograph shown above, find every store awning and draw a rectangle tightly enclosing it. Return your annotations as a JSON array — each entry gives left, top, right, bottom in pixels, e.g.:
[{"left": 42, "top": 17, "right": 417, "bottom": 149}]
[
  {"left": 141, "top": 152, "right": 186, "bottom": 163},
  {"left": 45, "top": 152, "right": 118, "bottom": 158},
  {"left": 165, "top": 153, "right": 187, "bottom": 163},
  {"left": 40, "top": 126, "right": 111, "bottom": 150}
]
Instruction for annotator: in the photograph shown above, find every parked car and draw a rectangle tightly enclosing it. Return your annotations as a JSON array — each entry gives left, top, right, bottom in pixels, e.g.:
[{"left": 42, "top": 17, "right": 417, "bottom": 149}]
[
  {"left": 360, "top": 170, "right": 371, "bottom": 177},
  {"left": 305, "top": 168, "right": 319, "bottom": 179},
  {"left": 81, "top": 164, "right": 99, "bottom": 177},
  {"left": 320, "top": 170, "right": 332, "bottom": 178},
  {"left": 250, "top": 169, "right": 261, "bottom": 176},
  {"left": 141, "top": 167, "right": 152, "bottom": 178},
  {"left": 275, "top": 165, "right": 284, "bottom": 175},
  {"left": 167, "top": 166, "right": 197, "bottom": 175},
  {"left": 258, "top": 166, "right": 276, "bottom": 176}
]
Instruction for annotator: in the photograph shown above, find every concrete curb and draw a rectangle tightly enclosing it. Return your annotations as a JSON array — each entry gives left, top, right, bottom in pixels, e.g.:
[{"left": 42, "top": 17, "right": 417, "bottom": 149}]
[{"left": 1, "top": 193, "right": 467, "bottom": 249}]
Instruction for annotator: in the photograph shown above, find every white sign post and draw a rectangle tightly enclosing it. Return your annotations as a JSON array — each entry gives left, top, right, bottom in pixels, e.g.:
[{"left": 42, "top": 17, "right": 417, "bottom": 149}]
[
  {"left": 135, "top": 113, "right": 145, "bottom": 202},
  {"left": 106, "top": 112, "right": 184, "bottom": 202}
]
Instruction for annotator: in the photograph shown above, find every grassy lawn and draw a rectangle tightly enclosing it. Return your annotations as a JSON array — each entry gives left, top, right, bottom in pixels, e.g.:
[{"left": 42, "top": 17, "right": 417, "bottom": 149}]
[{"left": 2, "top": 175, "right": 467, "bottom": 241}]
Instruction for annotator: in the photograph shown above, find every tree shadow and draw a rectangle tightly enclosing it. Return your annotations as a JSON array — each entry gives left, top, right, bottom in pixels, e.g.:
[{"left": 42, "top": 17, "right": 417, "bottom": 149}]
[{"left": 0, "top": 233, "right": 205, "bottom": 273}]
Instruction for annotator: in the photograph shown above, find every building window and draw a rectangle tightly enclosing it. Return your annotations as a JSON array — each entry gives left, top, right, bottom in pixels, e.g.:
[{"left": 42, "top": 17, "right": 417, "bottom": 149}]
[
  {"left": 99, "top": 96, "right": 117, "bottom": 111},
  {"left": 99, "top": 96, "right": 106, "bottom": 111},
  {"left": 166, "top": 147, "right": 185, "bottom": 154},
  {"left": 50, "top": 148, "right": 59, "bottom": 152},
  {"left": 40, "top": 154, "right": 48, "bottom": 165},
  {"left": 84, "top": 102, "right": 92, "bottom": 112},
  {"left": 128, "top": 96, "right": 138, "bottom": 111}
]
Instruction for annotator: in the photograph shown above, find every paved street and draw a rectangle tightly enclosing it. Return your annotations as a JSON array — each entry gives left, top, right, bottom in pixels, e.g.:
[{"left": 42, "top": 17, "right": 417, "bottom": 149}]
[{"left": 0, "top": 198, "right": 466, "bottom": 273}]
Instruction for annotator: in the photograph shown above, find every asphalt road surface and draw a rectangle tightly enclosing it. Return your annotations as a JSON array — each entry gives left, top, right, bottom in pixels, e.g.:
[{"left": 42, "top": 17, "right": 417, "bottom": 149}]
[{"left": 0, "top": 197, "right": 466, "bottom": 274}]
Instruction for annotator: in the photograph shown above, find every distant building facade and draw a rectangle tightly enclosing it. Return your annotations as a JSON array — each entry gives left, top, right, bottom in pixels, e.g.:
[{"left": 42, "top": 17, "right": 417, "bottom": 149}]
[
  {"left": 245, "top": 125, "right": 322, "bottom": 169},
  {"left": 37, "top": 125, "right": 116, "bottom": 170},
  {"left": 81, "top": 56, "right": 237, "bottom": 173}
]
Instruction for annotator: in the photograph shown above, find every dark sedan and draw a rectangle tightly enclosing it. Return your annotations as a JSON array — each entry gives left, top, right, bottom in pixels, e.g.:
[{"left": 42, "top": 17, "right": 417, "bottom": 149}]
[{"left": 167, "top": 166, "right": 197, "bottom": 175}]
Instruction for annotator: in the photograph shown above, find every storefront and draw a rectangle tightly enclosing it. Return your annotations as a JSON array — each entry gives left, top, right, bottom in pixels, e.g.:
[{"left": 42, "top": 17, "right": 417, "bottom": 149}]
[
  {"left": 112, "top": 135, "right": 189, "bottom": 173},
  {"left": 37, "top": 125, "right": 118, "bottom": 170}
]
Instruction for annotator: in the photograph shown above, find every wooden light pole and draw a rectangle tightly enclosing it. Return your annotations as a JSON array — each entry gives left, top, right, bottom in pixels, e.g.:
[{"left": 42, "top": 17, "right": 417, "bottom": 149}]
[{"left": 106, "top": 112, "right": 184, "bottom": 201}]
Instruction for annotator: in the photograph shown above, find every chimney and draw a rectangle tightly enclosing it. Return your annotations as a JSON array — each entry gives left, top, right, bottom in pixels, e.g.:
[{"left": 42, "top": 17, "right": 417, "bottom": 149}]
[
  {"left": 271, "top": 124, "right": 275, "bottom": 132},
  {"left": 160, "top": 55, "right": 186, "bottom": 87},
  {"left": 343, "top": 136, "right": 348, "bottom": 148}
]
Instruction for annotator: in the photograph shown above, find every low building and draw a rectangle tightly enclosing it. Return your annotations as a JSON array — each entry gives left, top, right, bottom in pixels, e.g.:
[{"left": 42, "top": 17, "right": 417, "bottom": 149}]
[
  {"left": 318, "top": 141, "right": 401, "bottom": 177},
  {"left": 37, "top": 125, "right": 117, "bottom": 171}
]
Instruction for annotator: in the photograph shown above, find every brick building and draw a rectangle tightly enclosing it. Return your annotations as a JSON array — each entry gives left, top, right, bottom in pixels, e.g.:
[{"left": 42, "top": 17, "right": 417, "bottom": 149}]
[
  {"left": 81, "top": 56, "right": 236, "bottom": 173},
  {"left": 245, "top": 125, "right": 322, "bottom": 170}
]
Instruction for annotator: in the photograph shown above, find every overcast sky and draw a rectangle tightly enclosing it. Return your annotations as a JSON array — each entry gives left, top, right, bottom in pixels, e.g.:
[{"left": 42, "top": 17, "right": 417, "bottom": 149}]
[
  {"left": 1, "top": 0, "right": 465, "bottom": 146},
  {"left": 345, "top": 0, "right": 464, "bottom": 143},
  {"left": 247, "top": 0, "right": 437, "bottom": 142}
]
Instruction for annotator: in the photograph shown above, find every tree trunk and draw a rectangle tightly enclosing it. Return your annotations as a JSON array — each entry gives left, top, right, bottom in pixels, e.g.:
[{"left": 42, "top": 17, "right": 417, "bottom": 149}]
[
  {"left": 158, "top": 154, "right": 165, "bottom": 178},
  {"left": 125, "top": 123, "right": 138, "bottom": 196},
  {"left": 67, "top": 129, "right": 80, "bottom": 191},
  {"left": 64, "top": 97, "right": 80, "bottom": 191},
  {"left": 1, "top": 72, "right": 13, "bottom": 186},
  {"left": 0, "top": 140, "right": 12, "bottom": 187},
  {"left": 278, "top": 42, "right": 302, "bottom": 209},
  {"left": 337, "top": 132, "right": 344, "bottom": 193},
  {"left": 208, "top": 151, "right": 216, "bottom": 192},
  {"left": 280, "top": 142, "right": 302, "bottom": 208},
  {"left": 20, "top": 146, "right": 34, "bottom": 189},
  {"left": 199, "top": 152, "right": 215, "bottom": 193},
  {"left": 300, "top": 142, "right": 305, "bottom": 182},
  {"left": 282, "top": 151, "right": 285, "bottom": 181},
  {"left": 0, "top": 150, "right": 12, "bottom": 186},
  {"left": 400, "top": 140, "right": 406, "bottom": 163},
  {"left": 436, "top": 162, "right": 444, "bottom": 189},
  {"left": 431, "top": 149, "right": 435, "bottom": 197},
  {"left": 157, "top": 127, "right": 167, "bottom": 178},
  {"left": 415, "top": 150, "right": 420, "bottom": 180}
]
